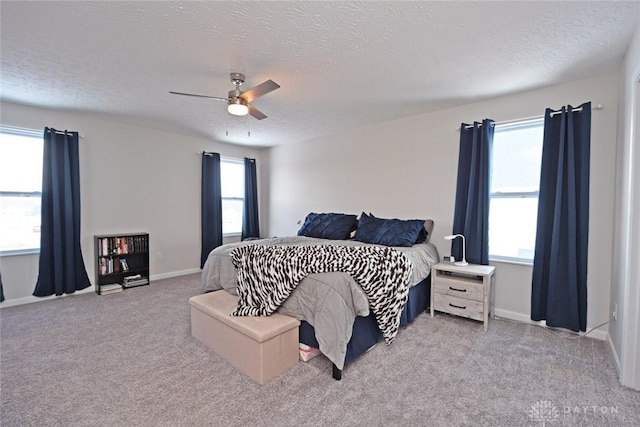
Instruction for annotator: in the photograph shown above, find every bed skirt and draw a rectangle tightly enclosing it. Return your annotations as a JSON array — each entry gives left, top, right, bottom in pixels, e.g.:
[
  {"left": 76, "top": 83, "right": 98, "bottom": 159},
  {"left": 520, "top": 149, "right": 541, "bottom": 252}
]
[{"left": 298, "top": 275, "right": 430, "bottom": 365}]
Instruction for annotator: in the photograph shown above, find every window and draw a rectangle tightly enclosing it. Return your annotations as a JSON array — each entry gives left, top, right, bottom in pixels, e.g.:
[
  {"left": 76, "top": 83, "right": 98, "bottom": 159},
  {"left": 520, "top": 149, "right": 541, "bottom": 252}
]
[
  {"left": 489, "top": 119, "right": 544, "bottom": 263},
  {"left": 221, "top": 158, "right": 244, "bottom": 235},
  {"left": 0, "top": 127, "right": 43, "bottom": 255}
]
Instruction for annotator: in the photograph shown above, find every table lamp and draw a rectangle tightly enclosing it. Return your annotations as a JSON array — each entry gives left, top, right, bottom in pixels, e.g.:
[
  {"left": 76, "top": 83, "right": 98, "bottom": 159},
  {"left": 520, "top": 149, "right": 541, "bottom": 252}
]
[{"left": 444, "top": 234, "right": 468, "bottom": 266}]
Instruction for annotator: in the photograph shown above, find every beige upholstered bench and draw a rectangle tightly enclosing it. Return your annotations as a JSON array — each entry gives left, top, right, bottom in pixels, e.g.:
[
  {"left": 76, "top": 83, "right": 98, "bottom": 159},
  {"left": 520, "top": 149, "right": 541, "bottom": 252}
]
[{"left": 189, "top": 290, "right": 300, "bottom": 384}]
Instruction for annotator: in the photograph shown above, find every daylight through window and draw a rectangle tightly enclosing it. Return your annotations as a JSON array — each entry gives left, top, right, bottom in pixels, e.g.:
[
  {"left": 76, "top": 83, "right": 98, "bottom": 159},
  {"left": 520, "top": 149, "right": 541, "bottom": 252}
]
[
  {"left": 489, "top": 119, "right": 544, "bottom": 263},
  {"left": 221, "top": 158, "right": 244, "bottom": 235},
  {"left": 0, "top": 127, "right": 43, "bottom": 254}
]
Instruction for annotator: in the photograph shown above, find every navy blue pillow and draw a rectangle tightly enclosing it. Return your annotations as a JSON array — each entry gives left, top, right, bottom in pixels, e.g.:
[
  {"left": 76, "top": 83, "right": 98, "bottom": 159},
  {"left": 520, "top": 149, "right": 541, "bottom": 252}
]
[
  {"left": 355, "top": 213, "right": 425, "bottom": 247},
  {"left": 297, "top": 212, "right": 358, "bottom": 240}
]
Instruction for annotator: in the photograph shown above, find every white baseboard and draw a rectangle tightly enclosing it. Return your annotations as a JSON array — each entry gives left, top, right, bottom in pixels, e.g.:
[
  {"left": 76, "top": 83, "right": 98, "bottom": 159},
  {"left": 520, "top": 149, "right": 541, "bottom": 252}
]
[
  {"left": 0, "top": 268, "right": 202, "bottom": 308},
  {"left": 608, "top": 333, "right": 622, "bottom": 375},
  {"left": 150, "top": 268, "right": 201, "bottom": 281},
  {"left": 493, "top": 308, "right": 532, "bottom": 324},
  {"left": 494, "top": 308, "right": 609, "bottom": 341},
  {"left": 0, "top": 286, "right": 95, "bottom": 308}
]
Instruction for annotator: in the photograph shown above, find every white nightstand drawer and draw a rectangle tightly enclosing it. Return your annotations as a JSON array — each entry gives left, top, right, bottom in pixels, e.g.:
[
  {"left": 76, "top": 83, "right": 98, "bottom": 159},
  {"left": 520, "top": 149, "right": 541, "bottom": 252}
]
[
  {"left": 433, "top": 279, "right": 484, "bottom": 301},
  {"left": 433, "top": 293, "right": 484, "bottom": 322},
  {"left": 430, "top": 262, "right": 495, "bottom": 331}
]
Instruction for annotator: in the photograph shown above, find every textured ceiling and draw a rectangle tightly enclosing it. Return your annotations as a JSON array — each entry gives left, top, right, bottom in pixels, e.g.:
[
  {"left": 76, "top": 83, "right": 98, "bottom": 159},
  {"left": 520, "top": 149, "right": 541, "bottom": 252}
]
[{"left": 1, "top": 1, "right": 638, "bottom": 147}]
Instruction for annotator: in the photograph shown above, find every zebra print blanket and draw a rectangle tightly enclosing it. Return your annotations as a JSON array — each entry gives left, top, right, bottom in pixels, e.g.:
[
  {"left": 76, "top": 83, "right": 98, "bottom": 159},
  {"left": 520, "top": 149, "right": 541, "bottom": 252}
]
[{"left": 230, "top": 244, "right": 414, "bottom": 344}]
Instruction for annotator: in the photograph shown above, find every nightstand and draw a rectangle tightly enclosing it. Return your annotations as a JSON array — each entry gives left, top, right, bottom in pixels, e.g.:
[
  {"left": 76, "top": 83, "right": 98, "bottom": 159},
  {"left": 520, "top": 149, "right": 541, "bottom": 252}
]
[{"left": 430, "top": 262, "right": 495, "bottom": 331}]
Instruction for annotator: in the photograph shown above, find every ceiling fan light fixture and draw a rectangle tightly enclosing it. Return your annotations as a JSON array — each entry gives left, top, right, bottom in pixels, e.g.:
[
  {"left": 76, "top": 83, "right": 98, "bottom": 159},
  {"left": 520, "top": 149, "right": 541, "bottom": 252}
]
[
  {"left": 170, "top": 72, "right": 278, "bottom": 121},
  {"left": 228, "top": 97, "right": 249, "bottom": 116}
]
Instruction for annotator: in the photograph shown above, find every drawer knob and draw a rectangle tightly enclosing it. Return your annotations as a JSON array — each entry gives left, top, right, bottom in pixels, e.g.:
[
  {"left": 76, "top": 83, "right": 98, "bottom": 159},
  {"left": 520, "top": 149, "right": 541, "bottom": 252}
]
[
  {"left": 449, "top": 286, "right": 467, "bottom": 293},
  {"left": 449, "top": 303, "right": 467, "bottom": 310}
]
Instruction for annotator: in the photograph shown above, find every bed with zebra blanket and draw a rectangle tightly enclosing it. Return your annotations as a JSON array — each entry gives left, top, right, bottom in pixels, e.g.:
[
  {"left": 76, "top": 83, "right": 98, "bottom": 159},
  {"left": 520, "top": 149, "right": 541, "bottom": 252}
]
[
  {"left": 231, "top": 244, "right": 413, "bottom": 344},
  {"left": 200, "top": 236, "right": 440, "bottom": 372}
]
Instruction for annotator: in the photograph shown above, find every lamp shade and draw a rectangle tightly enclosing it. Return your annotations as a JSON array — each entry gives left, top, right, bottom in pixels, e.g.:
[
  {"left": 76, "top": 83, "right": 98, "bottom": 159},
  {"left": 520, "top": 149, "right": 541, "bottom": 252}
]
[
  {"left": 228, "top": 98, "right": 249, "bottom": 116},
  {"left": 444, "top": 234, "right": 468, "bottom": 266}
]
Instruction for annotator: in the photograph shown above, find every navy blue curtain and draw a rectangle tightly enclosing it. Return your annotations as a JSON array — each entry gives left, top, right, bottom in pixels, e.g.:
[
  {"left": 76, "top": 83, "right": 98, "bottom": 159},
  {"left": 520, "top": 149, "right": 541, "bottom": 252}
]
[
  {"left": 241, "top": 157, "right": 260, "bottom": 240},
  {"left": 452, "top": 119, "right": 494, "bottom": 265},
  {"left": 531, "top": 102, "right": 591, "bottom": 332},
  {"left": 33, "top": 128, "right": 91, "bottom": 296},
  {"left": 201, "top": 152, "right": 222, "bottom": 268}
]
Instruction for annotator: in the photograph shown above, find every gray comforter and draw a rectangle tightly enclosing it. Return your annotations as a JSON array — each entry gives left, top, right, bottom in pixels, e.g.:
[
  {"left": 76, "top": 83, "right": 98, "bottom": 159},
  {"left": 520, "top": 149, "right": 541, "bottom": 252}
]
[{"left": 200, "top": 236, "right": 440, "bottom": 369}]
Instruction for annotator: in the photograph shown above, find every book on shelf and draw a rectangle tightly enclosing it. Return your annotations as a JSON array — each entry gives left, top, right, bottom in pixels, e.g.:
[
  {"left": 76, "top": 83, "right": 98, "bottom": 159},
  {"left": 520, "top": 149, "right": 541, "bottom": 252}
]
[
  {"left": 99, "top": 283, "right": 123, "bottom": 294},
  {"left": 120, "top": 258, "right": 129, "bottom": 271},
  {"left": 98, "top": 235, "right": 148, "bottom": 256},
  {"left": 123, "top": 274, "right": 148, "bottom": 288},
  {"left": 103, "top": 258, "right": 121, "bottom": 274},
  {"left": 123, "top": 279, "right": 148, "bottom": 288}
]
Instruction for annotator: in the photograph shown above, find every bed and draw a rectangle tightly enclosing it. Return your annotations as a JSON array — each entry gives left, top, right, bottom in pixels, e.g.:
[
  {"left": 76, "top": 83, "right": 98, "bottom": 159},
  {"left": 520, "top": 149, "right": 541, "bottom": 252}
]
[{"left": 200, "top": 212, "right": 440, "bottom": 379}]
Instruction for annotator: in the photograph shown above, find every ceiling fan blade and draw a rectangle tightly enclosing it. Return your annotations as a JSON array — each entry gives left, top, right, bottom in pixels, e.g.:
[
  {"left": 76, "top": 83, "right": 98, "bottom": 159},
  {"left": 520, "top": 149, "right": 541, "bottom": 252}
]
[
  {"left": 248, "top": 104, "right": 267, "bottom": 120},
  {"left": 241, "top": 80, "right": 280, "bottom": 103},
  {"left": 169, "top": 91, "right": 227, "bottom": 101}
]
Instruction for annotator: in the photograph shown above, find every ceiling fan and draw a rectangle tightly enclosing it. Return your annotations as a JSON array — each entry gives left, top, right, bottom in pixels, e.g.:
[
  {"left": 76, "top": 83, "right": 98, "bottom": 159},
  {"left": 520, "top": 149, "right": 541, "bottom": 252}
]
[{"left": 169, "top": 73, "right": 280, "bottom": 120}]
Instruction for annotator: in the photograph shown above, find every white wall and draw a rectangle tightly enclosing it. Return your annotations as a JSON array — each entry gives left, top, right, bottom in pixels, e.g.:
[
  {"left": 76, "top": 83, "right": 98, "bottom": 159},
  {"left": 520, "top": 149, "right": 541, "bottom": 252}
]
[
  {"left": 267, "top": 72, "right": 620, "bottom": 337},
  {"left": 610, "top": 25, "right": 640, "bottom": 389},
  {"left": 0, "top": 101, "right": 265, "bottom": 304}
]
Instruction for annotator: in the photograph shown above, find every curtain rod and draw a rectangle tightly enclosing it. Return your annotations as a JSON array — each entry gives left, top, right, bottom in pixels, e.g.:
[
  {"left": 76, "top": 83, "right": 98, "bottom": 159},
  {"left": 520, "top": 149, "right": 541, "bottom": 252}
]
[
  {"left": 199, "top": 152, "right": 246, "bottom": 163},
  {"left": 46, "top": 129, "right": 85, "bottom": 138},
  {"left": 1, "top": 125, "right": 84, "bottom": 138},
  {"left": 200, "top": 152, "right": 243, "bottom": 164},
  {"left": 549, "top": 103, "right": 603, "bottom": 117},
  {"left": 459, "top": 103, "right": 603, "bottom": 130}
]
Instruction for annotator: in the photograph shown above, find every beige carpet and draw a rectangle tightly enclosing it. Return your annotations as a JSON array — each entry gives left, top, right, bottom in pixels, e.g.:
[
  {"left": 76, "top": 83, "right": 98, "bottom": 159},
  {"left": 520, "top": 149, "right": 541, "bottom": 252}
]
[{"left": 1, "top": 273, "right": 638, "bottom": 426}]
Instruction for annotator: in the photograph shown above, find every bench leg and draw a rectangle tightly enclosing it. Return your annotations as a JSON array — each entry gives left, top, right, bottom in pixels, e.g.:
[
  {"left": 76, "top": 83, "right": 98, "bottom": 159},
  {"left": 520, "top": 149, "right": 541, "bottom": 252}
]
[{"left": 332, "top": 363, "right": 342, "bottom": 380}]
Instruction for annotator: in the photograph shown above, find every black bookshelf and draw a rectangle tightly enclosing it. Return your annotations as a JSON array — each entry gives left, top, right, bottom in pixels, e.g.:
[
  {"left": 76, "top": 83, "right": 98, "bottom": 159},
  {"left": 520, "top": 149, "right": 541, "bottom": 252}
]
[{"left": 94, "top": 232, "right": 150, "bottom": 295}]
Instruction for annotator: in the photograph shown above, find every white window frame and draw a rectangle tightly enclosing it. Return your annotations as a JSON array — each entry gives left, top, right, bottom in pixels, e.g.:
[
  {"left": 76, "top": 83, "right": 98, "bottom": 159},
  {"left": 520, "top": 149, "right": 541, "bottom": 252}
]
[
  {"left": 220, "top": 157, "right": 244, "bottom": 236},
  {"left": 0, "top": 126, "right": 43, "bottom": 256},
  {"left": 488, "top": 118, "right": 544, "bottom": 265}
]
